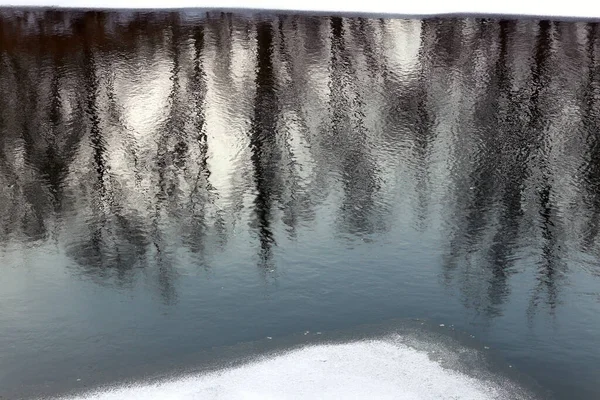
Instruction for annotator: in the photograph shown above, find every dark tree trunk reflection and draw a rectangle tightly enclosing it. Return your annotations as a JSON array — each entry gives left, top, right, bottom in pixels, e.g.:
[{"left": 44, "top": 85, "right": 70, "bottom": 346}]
[{"left": 250, "top": 20, "right": 278, "bottom": 271}]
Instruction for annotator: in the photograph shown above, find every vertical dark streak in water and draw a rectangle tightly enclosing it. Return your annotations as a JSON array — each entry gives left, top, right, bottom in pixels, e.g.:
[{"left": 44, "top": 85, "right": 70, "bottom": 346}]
[
  {"left": 171, "top": 24, "right": 188, "bottom": 171},
  {"left": 277, "top": 15, "right": 285, "bottom": 56},
  {"left": 153, "top": 15, "right": 182, "bottom": 305},
  {"left": 411, "top": 20, "right": 435, "bottom": 232},
  {"left": 329, "top": 16, "right": 382, "bottom": 238},
  {"left": 580, "top": 23, "right": 600, "bottom": 254},
  {"left": 273, "top": 15, "right": 301, "bottom": 239},
  {"left": 251, "top": 20, "right": 277, "bottom": 271},
  {"left": 328, "top": 16, "right": 351, "bottom": 229},
  {"left": 483, "top": 20, "right": 520, "bottom": 316},
  {"left": 45, "top": 60, "right": 65, "bottom": 211},
  {"left": 186, "top": 23, "right": 210, "bottom": 258},
  {"left": 193, "top": 25, "right": 208, "bottom": 179},
  {"left": 482, "top": 19, "right": 522, "bottom": 317},
  {"left": 528, "top": 21, "right": 565, "bottom": 315},
  {"left": 441, "top": 19, "right": 499, "bottom": 289},
  {"left": 188, "top": 22, "right": 227, "bottom": 260},
  {"left": 350, "top": 18, "right": 379, "bottom": 78},
  {"left": 8, "top": 47, "right": 48, "bottom": 241},
  {"left": 80, "top": 21, "right": 107, "bottom": 200},
  {"left": 78, "top": 16, "right": 110, "bottom": 270},
  {"left": 0, "top": 48, "right": 18, "bottom": 244},
  {"left": 434, "top": 18, "right": 463, "bottom": 66}
]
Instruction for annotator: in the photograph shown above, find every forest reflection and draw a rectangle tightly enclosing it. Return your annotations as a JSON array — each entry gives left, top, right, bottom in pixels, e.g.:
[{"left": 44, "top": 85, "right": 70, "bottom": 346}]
[{"left": 1, "top": 11, "right": 599, "bottom": 313}]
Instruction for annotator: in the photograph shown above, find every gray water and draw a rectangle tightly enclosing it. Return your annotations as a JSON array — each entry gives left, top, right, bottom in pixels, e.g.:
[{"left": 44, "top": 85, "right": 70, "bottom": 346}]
[{"left": 0, "top": 10, "right": 599, "bottom": 399}]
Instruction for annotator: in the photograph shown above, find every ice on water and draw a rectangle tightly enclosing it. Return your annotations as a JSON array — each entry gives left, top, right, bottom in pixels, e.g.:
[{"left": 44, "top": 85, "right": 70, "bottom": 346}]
[{"left": 63, "top": 337, "right": 531, "bottom": 400}]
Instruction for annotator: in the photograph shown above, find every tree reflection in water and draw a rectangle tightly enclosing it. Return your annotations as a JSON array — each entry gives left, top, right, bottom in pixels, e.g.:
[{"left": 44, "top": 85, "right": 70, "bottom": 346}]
[{"left": 0, "top": 11, "right": 599, "bottom": 314}]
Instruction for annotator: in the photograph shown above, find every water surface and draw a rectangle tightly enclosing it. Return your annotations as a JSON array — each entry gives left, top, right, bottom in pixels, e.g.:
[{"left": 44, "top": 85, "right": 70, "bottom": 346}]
[{"left": 0, "top": 11, "right": 599, "bottom": 399}]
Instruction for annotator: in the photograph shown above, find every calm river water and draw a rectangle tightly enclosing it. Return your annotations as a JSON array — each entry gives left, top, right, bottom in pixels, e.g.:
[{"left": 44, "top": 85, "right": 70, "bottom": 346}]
[{"left": 0, "top": 10, "right": 599, "bottom": 399}]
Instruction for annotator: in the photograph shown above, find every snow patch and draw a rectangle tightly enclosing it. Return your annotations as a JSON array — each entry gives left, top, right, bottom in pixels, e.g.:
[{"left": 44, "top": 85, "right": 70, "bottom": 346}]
[{"left": 61, "top": 337, "right": 531, "bottom": 400}]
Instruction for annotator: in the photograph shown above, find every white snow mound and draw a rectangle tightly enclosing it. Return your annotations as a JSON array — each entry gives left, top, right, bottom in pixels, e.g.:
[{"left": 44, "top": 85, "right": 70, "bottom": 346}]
[{"left": 62, "top": 338, "right": 528, "bottom": 400}]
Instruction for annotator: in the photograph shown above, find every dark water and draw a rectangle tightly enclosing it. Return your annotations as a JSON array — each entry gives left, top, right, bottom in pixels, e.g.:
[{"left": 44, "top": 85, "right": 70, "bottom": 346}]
[{"left": 1, "top": 10, "right": 600, "bottom": 399}]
